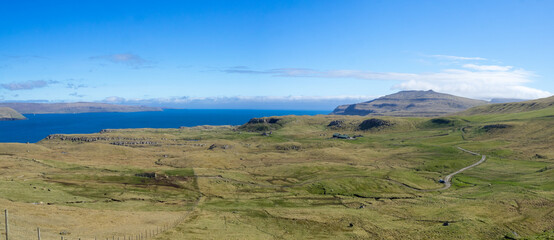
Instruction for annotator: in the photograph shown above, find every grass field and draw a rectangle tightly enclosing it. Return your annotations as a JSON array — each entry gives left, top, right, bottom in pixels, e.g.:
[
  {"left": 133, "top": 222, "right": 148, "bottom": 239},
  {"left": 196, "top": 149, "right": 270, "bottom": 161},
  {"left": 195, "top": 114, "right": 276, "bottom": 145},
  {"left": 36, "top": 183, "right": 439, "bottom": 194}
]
[{"left": 0, "top": 108, "right": 553, "bottom": 239}]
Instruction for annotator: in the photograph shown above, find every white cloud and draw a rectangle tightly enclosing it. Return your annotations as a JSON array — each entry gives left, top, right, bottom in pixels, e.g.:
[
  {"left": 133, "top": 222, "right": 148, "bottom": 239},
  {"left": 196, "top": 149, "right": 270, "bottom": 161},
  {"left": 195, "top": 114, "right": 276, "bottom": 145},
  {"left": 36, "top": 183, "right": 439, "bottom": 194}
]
[
  {"left": 429, "top": 55, "right": 487, "bottom": 61},
  {"left": 100, "top": 95, "right": 376, "bottom": 110},
  {"left": 90, "top": 53, "right": 152, "bottom": 68},
  {"left": 224, "top": 63, "right": 551, "bottom": 100},
  {"left": 390, "top": 68, "right": 551, "bottom": 99},
  {"left": 103, "top": 96, "right": 126, "bottom": 103},
  {"left": 104, "top": 95, "right": 375, "bottom": 103},
  {"left": 462, "top": 64, "right": 513, "bottom": 71},
  {"left": 1, "top": 80, "right": 59, "bottom": 91}
]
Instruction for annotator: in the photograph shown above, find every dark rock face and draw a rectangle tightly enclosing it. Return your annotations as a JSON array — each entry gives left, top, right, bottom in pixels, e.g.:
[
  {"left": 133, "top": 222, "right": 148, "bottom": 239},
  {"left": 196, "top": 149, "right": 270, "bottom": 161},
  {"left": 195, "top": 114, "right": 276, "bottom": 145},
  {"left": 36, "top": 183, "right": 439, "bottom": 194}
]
[
  {"left": 208, "top": 144, "right": 231, "bottom": 150},
  {"left": 247, "top": 118, "right": 280, "bottom": 124},
  {"left": 135, "top": 172, "right": 157, "bottom": 178},
  {"left": 44, "top": 134, "right": 159, "bottom": 146},
  {"left": 267, "top": 118, "right": 280, "bottom": 124},
  {"left": 275, "top": 143, "right": 302, "bottom": 151},
  {"left": 248, "top": 118, "right": 266, "bottom": 124},
  {"left": 482, "top": 124, "right": 511, "bottom": 131},
  {"left": 373, "top": 103, "right": 397, "bottom": 108},
  {"left": 327, "top": 120, "right": 344, "bottom": 128},
  {"left": 430, "top": 118, "right": 452, "bottom": 125},
  {"left": 240, "top": 117, "right": 284, "bottom": 132},
  {"left": 358, "top": 119, "right": 392, "bottom": 130}
]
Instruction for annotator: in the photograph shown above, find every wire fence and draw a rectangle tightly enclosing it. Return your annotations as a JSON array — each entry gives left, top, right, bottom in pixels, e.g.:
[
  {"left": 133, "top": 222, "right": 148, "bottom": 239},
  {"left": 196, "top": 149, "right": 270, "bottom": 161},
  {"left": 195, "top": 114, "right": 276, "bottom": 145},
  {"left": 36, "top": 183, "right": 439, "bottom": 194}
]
[{"left": 1, "top": 209, "right": 191, "bottom": 240}]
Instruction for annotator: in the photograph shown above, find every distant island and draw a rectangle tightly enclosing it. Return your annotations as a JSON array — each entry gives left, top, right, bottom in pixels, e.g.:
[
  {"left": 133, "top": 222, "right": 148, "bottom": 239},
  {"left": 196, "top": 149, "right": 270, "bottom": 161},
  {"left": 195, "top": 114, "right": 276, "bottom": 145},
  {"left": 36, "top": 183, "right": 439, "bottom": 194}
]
[
  {"left": 0, "top": 107, "right": 26, "bottom": 120},
  {"left": 332, "top": 90, "right": 489, "bottom": 117},
  {"left": 0, "top": 102, "right": 162, "bottom": 114}
]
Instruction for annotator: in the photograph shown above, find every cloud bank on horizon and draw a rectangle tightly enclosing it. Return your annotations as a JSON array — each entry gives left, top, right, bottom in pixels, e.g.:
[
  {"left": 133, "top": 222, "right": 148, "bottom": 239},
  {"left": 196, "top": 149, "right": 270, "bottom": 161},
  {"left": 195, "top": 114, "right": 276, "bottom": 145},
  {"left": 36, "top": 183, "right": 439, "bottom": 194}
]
[
  {"left": 101, "top": 95, "right": 377, "bottom": 111},
  {"left": 223, "top": 55, "right": 551, "bottom": 100},
  {"left": 1, "top": 53, "right": 551, "bottom": 109}
]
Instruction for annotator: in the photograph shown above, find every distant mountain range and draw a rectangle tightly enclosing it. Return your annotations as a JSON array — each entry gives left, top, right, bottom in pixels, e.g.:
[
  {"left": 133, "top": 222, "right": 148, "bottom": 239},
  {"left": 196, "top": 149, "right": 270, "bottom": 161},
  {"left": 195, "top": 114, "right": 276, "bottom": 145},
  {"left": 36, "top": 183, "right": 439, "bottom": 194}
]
[
  {"left": 332, "top": 90, "right": 489, "bottom": 117},
  {"left": 0, "top": 102, "right": 162, "bottom": 114},
  {"left": 0, "top": 107, "right": 26, "bottom": 120}
]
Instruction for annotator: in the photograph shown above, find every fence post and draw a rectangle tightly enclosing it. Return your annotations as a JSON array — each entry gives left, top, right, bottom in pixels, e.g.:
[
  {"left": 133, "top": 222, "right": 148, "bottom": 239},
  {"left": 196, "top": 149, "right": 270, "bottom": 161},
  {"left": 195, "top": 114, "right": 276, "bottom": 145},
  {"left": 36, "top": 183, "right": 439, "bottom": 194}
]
[
  {"left": 4, "top": 209, "right": 8, "bottom": 240},
  {"left": 37, "top": 227, "right": 41, "bottom": 240}
]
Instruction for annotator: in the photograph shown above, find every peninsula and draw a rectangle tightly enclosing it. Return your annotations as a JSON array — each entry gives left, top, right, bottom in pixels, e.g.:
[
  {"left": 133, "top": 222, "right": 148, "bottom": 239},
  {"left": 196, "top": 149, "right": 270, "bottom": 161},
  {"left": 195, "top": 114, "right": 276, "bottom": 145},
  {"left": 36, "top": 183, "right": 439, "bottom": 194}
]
[{"left": 0, "top": 107, "right": 26, "bottom": 120}]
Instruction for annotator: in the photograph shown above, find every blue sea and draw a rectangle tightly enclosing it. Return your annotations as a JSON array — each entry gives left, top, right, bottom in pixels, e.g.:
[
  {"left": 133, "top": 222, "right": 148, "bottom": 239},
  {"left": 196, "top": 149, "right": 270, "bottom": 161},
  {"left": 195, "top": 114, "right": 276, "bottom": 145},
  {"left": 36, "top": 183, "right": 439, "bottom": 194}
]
[{"left": 0, "top": 109, "right": 329, "bottom": 143}]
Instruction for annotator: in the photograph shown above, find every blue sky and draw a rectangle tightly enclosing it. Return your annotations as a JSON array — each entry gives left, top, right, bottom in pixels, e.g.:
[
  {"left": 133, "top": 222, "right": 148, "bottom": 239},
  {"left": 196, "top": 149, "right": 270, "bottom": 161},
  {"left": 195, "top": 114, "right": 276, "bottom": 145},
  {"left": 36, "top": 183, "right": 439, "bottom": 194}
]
[{"left": 1, "top": 0, "right": 553, "bottom": 110}]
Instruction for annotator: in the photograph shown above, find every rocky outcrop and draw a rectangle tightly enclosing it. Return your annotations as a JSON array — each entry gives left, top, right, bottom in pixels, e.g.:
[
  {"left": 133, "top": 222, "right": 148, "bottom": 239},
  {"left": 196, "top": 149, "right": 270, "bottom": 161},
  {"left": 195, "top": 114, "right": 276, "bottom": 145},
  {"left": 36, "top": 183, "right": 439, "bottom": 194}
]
[
  {"left": 99, "top": 129, "right": 117, "bottom": 133},
  {"left": 135, "top": 172, "right": 157, "bottom": 178},
  {"left": 358, "top": 119, "right": 392, "bottom": 130},
  {"left": 482, "top": 124, "right": 511, "bottom": 132},
  {"left": 430, "top": 118, "right": 453, "bottom": 125},
  {"left": 208, "top": 144, "right": 232, "bottom": 150},
  {"left": 327, "top": 120, "right": 344, "bottom": 128},
  {"left": 239, "top": 117, "right": 284, "bottom": 132},
  {"left": 247, "top": 118, "right": 280, "bottom": 124},
  {"left": 44, "top": 134, "right": 159, "bottom": 146}
]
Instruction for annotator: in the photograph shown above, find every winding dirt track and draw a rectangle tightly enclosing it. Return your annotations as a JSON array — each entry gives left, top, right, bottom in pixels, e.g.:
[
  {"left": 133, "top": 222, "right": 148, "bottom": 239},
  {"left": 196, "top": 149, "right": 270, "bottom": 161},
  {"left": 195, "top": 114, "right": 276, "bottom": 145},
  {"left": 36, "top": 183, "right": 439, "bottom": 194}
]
[
  {"left": 430, "top": 147, "right": 486, "bottom": 191},
  {"left": 194, "top": 147, "right": 486, "bottom": 192}
]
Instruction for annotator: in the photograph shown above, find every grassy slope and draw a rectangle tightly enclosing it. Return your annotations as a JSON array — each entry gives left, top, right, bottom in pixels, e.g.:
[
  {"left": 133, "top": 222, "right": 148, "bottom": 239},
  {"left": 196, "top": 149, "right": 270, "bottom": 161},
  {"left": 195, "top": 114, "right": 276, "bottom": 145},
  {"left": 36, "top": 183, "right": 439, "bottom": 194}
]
[
  {"left": 0, "top": 109, "right": 552, "bottom": 239},
  {"left": 458, "top": 95, "right": 554, "bottom": 115},
  {"left": 0, "top": 107, "right": 26, "bottom": 120}
]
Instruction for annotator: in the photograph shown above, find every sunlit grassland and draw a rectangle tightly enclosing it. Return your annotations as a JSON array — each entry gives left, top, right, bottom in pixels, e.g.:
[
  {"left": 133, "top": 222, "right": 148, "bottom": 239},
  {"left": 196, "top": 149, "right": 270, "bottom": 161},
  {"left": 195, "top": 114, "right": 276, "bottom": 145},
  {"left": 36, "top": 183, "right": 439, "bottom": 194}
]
[{"left": 0, "top": 108, "right": 552, "bottom": 239}]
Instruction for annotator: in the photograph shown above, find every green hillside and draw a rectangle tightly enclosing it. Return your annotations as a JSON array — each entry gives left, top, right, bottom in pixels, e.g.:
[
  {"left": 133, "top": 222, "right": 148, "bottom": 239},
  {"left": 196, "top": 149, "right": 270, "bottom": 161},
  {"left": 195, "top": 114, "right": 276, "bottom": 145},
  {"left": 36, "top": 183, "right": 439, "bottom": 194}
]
[
  {"left": 459, "top": 95, "right": 554, "bottom": 115},
  {"left": 0, "top": 107, "right": 26, "bottom": 120},
  {"left": 0, "top": 109, "right": 552, "bottom": 239}
]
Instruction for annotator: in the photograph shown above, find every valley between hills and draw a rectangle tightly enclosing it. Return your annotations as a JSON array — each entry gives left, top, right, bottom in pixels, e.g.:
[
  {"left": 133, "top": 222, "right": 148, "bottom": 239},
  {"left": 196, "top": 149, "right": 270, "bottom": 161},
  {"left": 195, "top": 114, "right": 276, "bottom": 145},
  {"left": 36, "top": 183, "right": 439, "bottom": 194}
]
[{"left": 0, "top": 96, "right": 552, "bottom": 239}]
